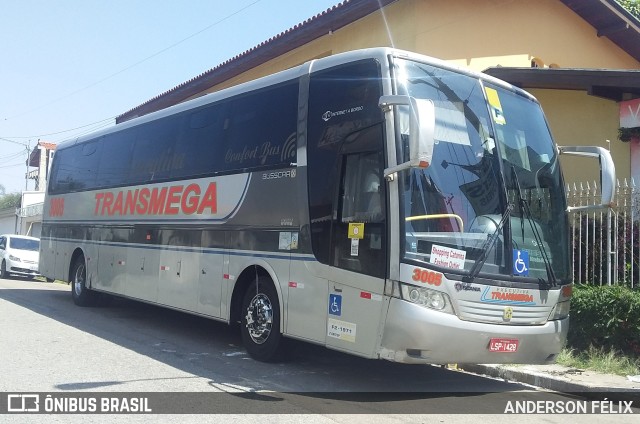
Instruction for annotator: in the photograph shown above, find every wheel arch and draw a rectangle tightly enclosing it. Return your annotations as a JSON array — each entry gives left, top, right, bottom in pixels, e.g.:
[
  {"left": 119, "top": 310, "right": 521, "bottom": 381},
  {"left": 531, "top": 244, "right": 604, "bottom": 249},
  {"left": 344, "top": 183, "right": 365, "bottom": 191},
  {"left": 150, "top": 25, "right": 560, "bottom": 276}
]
[
  {"left": 68, "top": 248, "right": 86, "bottom": 283},
  {"left": 229, "top": 260, "right": 284, "bottom": 330}
]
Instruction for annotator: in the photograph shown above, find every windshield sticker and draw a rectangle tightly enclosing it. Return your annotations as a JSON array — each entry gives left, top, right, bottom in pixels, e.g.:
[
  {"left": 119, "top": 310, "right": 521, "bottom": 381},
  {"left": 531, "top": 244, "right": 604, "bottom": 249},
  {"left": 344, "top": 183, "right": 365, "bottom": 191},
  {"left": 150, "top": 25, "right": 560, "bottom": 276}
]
[
  {"left": 512, "top": 249, "right": 529, "bottom": 276},
  {"left": 348, "top": 223, "right": 365, "bottom": 239},
  {"left": 485, "top": 87, "right": 506, "bottom": 125},
  {"left": 350, "top": 239, "right": 359, "bottom": 256},
  {"left": 430, "top": 244, "right": 466, "bottom": 270}
]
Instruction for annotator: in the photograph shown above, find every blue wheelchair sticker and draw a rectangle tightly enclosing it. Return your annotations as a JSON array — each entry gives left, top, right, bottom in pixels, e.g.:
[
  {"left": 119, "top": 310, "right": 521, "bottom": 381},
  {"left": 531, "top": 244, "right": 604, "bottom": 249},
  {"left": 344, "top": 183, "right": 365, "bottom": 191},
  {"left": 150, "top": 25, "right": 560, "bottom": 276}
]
[
  {"left": 329, "top": 294, "right": 342, "bottom": 316},
  {"left": 513, "top": 249, "right": 529, "bottom": 276}
]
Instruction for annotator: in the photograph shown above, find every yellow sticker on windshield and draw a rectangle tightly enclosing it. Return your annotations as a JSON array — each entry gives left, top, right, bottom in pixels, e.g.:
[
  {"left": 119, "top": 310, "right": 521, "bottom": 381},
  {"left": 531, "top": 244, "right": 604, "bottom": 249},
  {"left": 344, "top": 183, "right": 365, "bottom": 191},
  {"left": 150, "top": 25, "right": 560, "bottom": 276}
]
[
  {"left": 485, "top": 87, "right": 506, "bottom": 125},
  {"left": 348, "top": 223, "right": 365, "bottom": 239}
]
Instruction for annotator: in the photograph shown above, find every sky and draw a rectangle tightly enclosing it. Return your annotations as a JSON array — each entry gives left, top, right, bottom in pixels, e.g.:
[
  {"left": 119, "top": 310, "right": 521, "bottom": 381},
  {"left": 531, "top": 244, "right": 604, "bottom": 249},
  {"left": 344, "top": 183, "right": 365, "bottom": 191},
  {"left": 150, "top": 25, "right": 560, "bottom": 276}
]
[{"left": 0, "top": 0, "right": 341, "bottom": 194}]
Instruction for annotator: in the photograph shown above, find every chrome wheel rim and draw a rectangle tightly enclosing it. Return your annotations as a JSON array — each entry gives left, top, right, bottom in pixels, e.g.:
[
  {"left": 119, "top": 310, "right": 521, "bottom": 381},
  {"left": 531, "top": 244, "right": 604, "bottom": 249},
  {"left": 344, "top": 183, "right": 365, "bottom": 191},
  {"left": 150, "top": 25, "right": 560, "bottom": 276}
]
[
  {"left": 73, "top": 263, "right": 85, "bottom": 297},
  {"left": 245, "top": 293, "right": 273, "bottom": 345}
]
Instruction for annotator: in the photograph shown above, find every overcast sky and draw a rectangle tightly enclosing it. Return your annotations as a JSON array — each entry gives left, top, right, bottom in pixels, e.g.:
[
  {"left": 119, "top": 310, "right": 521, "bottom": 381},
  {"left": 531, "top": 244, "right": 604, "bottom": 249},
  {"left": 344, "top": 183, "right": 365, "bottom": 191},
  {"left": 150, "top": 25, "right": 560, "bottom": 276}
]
[{"left": 0, "top": 0, "right": 340, "bottom": 194}]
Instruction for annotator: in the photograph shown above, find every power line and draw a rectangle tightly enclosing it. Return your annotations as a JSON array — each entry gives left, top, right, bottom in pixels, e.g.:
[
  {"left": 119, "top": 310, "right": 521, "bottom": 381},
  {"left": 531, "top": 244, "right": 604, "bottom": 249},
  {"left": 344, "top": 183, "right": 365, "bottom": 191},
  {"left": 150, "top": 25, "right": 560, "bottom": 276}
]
[
  {"left": 4, "top": 0, "right": 263, "bottom": 122},
  {"left": 0, "top": 137, "right": 29, "bottom": 147},
  {"left": 2, "top": 117, "right": 115, "bottom": 139}
]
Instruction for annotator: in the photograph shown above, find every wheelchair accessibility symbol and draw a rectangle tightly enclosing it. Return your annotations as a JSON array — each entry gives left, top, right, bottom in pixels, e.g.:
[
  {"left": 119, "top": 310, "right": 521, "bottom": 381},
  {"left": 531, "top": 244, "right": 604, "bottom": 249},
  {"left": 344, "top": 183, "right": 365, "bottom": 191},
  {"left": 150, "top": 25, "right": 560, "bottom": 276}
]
[
  {"left": 513, "top": 249, "right": 529, "bottom": 276},
  {"left": 329, "top": 294, "right": 342, "bottom": 316}
]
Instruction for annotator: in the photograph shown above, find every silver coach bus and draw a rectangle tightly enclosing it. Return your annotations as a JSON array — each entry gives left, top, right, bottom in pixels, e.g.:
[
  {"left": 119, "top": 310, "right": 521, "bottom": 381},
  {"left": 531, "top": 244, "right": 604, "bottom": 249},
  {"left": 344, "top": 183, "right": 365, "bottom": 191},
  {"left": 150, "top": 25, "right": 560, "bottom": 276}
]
[{"left": 40, "top": 48, "right": 614, "bottom": 364}]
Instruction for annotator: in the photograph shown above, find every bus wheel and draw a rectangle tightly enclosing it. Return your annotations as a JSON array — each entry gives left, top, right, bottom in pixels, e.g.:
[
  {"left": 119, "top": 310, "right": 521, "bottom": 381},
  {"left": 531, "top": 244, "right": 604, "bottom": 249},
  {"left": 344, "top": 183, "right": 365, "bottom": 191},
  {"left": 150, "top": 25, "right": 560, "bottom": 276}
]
[
  {"left": 240, "top": 277, "right": 285, "bottom": 362},
  {"left": 71, "top": 255, "right": 95, "bottom": 307}
]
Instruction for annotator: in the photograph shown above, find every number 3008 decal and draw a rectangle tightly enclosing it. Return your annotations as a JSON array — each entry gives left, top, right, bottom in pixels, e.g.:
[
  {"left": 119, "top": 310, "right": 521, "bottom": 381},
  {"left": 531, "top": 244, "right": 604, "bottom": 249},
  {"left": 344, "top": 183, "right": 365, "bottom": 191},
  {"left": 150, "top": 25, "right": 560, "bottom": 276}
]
[{"left": 412, "top": 268, "right": 442, "bottom": 286}]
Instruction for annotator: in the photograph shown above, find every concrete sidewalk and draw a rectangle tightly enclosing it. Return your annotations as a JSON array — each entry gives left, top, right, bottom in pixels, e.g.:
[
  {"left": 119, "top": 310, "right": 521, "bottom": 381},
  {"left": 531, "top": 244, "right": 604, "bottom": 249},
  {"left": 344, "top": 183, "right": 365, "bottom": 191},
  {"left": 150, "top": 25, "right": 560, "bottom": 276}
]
[{"left": 461, "top": 363, "right": 640, "bottom": 402}]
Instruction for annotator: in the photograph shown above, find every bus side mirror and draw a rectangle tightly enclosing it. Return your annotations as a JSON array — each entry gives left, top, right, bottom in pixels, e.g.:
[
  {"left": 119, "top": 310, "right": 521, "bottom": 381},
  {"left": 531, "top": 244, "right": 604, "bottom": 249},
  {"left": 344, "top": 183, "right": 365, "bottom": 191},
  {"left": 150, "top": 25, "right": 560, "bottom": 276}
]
[
  {"left": 379, "top": 95, "right": 435, "bottom": 179},
  {"left": 558, "top": 145, "right": 616, "bottom": 212}
]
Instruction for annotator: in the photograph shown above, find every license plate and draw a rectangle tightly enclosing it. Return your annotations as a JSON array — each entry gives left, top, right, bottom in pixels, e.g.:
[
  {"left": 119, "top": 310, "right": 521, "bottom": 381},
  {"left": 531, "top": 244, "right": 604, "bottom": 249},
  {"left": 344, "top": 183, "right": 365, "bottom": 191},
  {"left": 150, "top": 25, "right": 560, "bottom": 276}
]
[{"left": 489, "top": 338, "right": 519, "bottom": 352}]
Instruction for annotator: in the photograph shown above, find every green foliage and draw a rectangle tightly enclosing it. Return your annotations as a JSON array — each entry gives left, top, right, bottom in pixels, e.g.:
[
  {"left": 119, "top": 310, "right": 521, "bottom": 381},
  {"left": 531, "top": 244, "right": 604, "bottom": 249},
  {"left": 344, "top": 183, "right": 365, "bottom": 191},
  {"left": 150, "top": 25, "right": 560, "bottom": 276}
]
[
  {"left": 618, "top": 126, "right": 640, "bottom": 142},
  {"left": 617, "top": 0, "right": 640, "bottom": 18},
  {"left": 567, "top": 284, "right": 640, "bottom": 357},
  {"left": 0, "top": 193, "right": 21, "bottom": 210},
  {"left": 557, "top": 346, "right": 640, "bottom": 376}
]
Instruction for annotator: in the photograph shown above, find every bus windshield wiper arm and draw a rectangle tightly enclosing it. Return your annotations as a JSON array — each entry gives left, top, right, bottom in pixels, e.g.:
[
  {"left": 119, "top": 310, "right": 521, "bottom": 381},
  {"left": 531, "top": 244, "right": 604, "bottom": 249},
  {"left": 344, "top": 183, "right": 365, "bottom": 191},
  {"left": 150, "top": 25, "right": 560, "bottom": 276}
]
[
  {"left": 464, "top": 203, "right": 513, "bottom": 283},
  {"left": 511, "top": 166, "right": 557, "bottom": 287}
]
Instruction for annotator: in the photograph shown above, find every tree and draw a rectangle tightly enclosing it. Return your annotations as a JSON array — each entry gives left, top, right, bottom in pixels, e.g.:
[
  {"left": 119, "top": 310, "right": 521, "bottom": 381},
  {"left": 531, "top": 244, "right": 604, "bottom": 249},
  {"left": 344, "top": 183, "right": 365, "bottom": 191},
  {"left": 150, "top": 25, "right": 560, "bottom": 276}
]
[
  {"left": 0, "top": 193, "right": 21, "bottom": 210},
  {"left": 618, "top": 0, "right": 640, "bottom": 19}
]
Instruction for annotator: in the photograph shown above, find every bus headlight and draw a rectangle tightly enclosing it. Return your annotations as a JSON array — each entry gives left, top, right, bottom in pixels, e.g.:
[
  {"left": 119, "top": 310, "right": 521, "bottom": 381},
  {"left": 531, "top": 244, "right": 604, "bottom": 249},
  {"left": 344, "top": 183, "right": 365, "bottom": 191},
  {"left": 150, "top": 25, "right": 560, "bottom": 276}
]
[
  {"left": 548, "top": 300, "right": 570, "bottom": 321},
  {"left": 400, "top": 283, "right": 454, "bottom": 314}
]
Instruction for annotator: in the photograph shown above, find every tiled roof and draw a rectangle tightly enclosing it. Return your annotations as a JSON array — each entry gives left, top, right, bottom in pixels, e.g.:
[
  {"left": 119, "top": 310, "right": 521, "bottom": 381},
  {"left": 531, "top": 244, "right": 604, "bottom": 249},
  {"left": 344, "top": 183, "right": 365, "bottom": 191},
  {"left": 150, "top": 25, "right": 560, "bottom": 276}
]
[{"left": 37, "top": 141, "right": 57, "bottom": 151}]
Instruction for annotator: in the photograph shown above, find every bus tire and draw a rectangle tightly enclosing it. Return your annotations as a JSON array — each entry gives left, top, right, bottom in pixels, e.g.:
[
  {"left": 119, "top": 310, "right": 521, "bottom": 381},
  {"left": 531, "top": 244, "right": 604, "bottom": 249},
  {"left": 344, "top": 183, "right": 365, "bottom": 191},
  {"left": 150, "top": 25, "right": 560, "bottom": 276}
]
[
  {"left": 70, "top": 255, "right": 96, "bottom": 307},
  {"left": 240, "top": 277, "right": 285, "bottom": 362}
]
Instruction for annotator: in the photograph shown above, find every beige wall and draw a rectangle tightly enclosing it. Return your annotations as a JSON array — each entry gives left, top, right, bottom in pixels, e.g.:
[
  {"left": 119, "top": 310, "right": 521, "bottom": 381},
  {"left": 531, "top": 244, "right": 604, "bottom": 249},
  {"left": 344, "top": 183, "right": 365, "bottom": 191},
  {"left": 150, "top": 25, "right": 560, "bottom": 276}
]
[
  {"left": 189, "top": 0, "right": 639, "bottom": 183},
  {"left": 531, "top": 89, "right": 627, "bottom": 184}
]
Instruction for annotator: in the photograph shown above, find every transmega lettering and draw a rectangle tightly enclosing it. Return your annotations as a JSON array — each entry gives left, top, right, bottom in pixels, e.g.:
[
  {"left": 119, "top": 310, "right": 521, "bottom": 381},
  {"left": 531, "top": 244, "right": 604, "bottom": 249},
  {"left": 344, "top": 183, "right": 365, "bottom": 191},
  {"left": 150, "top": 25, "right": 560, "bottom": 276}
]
[{"left": 94, "top": 182, "right": 217, "bottom": 217}]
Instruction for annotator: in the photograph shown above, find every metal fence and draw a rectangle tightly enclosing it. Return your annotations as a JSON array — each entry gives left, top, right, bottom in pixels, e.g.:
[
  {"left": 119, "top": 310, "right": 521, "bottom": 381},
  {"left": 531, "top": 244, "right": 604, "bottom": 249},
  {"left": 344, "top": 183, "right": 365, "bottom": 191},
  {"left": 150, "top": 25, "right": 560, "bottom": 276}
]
[{"left": 566, "top": 178, "right": 639, "bottom": 288}]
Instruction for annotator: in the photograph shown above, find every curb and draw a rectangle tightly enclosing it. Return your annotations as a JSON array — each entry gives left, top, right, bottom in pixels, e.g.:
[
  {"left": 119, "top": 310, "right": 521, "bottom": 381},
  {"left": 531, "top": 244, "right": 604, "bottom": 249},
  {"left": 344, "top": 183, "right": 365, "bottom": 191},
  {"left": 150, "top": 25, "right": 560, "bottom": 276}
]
[{"left": 461, "top": 364, "right": 640, "bottom": 403}]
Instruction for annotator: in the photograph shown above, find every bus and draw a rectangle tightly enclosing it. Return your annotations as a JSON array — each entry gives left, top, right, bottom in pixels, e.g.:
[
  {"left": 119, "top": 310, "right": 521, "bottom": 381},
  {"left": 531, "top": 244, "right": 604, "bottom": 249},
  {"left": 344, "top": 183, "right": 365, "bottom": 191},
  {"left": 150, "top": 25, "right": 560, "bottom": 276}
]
[{"left": 40, "top": 48, "right": 615, "bottom": 364}]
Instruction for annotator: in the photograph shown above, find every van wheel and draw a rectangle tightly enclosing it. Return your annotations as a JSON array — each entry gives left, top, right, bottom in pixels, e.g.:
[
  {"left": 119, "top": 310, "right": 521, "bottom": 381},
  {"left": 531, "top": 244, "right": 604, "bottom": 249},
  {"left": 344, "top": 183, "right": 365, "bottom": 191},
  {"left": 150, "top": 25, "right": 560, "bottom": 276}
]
[
  {"left": 240, "top": 277, "right": 285, "bottom": 362},
  {"left": 70, "top": 255, "right": 96, "bottom": 307}
]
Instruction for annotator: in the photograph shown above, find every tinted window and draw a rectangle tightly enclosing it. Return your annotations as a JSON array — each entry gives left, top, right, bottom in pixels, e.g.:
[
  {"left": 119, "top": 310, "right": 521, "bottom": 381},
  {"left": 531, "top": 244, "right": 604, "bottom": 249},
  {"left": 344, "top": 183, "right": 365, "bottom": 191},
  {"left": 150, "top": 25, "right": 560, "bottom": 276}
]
[
  {"left": 50, "top": 140, "right": 101, "bottom": 193},
  {"left": 171, "top": 103, "right": 228, "bottom": 179},
  {"left": 130, "top": 117, "right": 180, "bottom": 184},
  {"left": 49, "top": 79, "right": 299, "bottom": 194},
  {"left": 97, "top": 131, "right": 134, "bottom": 187},
  {"left": 220, "top": 81, "right": 298, "bottom": 172}
]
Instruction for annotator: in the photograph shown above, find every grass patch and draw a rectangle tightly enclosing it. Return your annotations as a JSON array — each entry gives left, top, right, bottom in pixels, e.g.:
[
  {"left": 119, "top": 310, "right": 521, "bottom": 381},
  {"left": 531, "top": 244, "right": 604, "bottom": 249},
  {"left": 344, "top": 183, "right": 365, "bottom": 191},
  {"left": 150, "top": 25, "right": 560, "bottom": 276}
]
[{"left": 556, "top": 346, "right": 640, "bottom": 377}]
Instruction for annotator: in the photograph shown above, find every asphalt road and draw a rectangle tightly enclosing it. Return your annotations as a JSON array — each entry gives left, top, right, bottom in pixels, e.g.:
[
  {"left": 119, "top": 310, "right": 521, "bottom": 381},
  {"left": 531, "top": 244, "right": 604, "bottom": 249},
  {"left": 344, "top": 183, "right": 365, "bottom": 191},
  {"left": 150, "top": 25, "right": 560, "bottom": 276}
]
[{"left": 0, "top": 277, "right": 637, "bottom": 423}]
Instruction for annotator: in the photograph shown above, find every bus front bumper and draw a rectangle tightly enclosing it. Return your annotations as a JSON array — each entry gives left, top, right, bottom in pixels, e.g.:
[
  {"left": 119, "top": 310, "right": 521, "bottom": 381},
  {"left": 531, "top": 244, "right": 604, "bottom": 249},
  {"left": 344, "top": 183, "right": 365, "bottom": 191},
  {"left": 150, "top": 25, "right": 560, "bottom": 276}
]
[{"left": 378, "top": 298, "right": 568, "bottom": 365}]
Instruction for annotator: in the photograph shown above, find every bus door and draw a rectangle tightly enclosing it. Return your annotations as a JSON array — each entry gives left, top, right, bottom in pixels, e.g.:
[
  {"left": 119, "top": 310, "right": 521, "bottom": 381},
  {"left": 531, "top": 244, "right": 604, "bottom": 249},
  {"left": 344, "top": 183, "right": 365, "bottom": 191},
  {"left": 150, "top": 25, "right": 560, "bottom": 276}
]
[
  {"left": 325, "top": 150, "right": 387, "bottom": 357},
  {"left": 305, "top": 58, "right": 388, "bottom": 357}
]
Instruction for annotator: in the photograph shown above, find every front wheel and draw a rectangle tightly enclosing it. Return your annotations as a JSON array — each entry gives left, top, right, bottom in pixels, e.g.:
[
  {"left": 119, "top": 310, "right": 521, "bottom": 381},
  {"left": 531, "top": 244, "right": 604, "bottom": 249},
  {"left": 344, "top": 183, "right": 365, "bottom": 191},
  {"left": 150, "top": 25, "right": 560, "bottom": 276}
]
[
  {"left": 240, "top": 277, "right": 285, "bottom": 362},
  {"left": 0, "top": 260, "right": 8, "bottom": 279},
  {"left": 70, "top": 255, "right": 96, "bottom": 307}
]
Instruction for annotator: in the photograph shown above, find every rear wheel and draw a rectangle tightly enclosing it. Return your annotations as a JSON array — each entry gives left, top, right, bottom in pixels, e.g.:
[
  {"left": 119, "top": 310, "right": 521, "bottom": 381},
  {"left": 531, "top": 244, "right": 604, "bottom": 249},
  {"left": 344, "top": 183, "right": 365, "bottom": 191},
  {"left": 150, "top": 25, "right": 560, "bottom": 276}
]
[
  {"left": 240, "top": 277, "right": 285, "bottom": 362},
  {"left": 70, "top": 255, "right": 96, "bottom": 306}
]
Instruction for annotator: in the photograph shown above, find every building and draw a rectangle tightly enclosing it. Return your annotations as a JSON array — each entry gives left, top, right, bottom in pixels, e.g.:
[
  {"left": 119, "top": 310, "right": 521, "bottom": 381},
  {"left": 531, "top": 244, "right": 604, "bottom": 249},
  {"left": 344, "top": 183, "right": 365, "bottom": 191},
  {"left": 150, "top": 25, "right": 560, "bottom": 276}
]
[
  {"left": 116, "top": 0, "right": 640, "bottom": 187},
  {"left": 0, "top": 141, "right": 56, "bottom": 237}
]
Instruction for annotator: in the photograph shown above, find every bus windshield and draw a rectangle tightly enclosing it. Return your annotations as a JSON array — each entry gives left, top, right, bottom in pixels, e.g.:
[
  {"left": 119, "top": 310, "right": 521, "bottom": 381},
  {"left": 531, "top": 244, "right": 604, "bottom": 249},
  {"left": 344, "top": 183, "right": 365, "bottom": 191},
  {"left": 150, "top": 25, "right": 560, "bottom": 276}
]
[{"left": 394, "top": 58, "right": 570, "bottom": 283}]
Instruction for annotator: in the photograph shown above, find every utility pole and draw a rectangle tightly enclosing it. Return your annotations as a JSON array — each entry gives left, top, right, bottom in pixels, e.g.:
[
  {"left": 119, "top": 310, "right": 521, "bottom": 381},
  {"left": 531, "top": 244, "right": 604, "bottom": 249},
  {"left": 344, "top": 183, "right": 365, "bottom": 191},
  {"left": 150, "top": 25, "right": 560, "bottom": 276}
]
[{"left": 25, "top": 141, "right": 31, "bottom": 191}]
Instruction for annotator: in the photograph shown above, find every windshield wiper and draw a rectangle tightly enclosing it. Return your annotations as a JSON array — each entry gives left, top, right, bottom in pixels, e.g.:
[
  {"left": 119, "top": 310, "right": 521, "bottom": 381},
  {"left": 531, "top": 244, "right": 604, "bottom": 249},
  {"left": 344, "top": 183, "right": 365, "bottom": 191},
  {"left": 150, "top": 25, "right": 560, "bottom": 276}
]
[
  {"left": 511, "top": 166, "right": 557, "bottom": 287},
  {"left": 464, "top": 203, "right": 513, "bottom": 283}
]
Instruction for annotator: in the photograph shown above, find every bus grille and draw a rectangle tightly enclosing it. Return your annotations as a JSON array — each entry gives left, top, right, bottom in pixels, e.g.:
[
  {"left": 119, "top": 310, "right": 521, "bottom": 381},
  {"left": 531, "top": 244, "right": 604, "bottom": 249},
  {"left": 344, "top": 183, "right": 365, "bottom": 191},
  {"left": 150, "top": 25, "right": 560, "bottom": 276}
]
[{"left": 455, "top": 300, "right": 553, "bottom": 325}]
